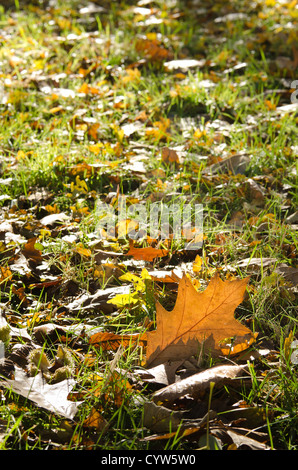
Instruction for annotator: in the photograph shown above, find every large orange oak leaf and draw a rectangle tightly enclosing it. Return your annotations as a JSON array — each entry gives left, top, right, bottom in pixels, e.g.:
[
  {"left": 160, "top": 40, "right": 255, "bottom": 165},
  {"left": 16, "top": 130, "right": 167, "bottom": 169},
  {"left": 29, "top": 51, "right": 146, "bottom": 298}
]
[{"left": 145, "top": 273, "right": 257, "bottom": 367}]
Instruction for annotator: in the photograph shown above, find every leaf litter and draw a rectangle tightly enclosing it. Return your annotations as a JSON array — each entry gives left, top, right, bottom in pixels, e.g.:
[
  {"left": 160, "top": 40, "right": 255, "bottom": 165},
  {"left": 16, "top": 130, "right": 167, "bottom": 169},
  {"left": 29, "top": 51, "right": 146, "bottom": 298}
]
[{"left": 0, "top": 0, "right": 297, "bottom": 451}]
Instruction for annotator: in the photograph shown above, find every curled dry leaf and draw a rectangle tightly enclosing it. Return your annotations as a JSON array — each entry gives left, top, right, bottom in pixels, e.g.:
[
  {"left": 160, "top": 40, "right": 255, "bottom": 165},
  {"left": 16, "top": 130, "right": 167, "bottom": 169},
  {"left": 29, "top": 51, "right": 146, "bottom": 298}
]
[
  {"left": 164, "top": 58, "right": 206, "bottom": 70},
  {"left": 134, "top": 360, "right": 183, "bottom": 387},
  {"left": 143, "top": 400, "right": 186, "bottom": 433},
  {"left": 211, "top": 426, "right": 272, "bottom": 450},
  {"left": 147, "top": 269, "right": 182, "bottom": 283},
  {"left": 152, "top": 363, "right": 248, "bottom": 406},
  {"left": 33, "top": 323, "right": 70, "bottom": 344},
  {"left": 236, "top": 257, "right": 278, "bottom": 269}
]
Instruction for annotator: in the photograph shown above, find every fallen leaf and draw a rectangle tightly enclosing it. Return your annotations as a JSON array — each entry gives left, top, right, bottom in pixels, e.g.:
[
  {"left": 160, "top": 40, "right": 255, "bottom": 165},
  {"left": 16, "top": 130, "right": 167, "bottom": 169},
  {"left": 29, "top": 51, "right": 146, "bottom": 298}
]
[
  {"left": 0, "top": 267, "right": 13, "bottom": 284},
  {"left": 286, "top": 211, "right": 298, "bottom": 224},
  {"left": 152, "top": 363, "right": 248, "bottom": 405},
  {"left": 40, "top": 213, "right": 69, "bottom": 226},
  {"left": 211, "top": 426, "right": 272, "bottom": 450},
  {"left": 143, "top": 400, "right": 186, "bottom": 433},
  {"left": 106, "top": 292, "right": 139, "bottom": 307},
  {"left": 74, "top": 244, "right": 92, "bottom": 258},
  {"left": 164, "top": 59, "right": 205, "bottom": 71},
  {"left": 21, "top": 238, "right": 43, "bottom": 263},
  {"left": 134, "top": 360, "right": 183, "bottom": 387},
  {"left": 65, "top": 285, "right": 131, "bottom": 314},
  {"left": 274, "top": 264, "right": 298, "bottom": 286},
  {"left": 83, "top": 407, "right": 109, "bottom": 433},
  {"left": 0, "top": 367, "right": 81, "bottom": 419},
  {"left": 121, "top": 121, "right": 143, "bottom": 137},
  {"left": 89, "top": 331, "right": 145, "bottom": 351},
  {"left": 126, "top": 243, "right": 169, "bottom": 262},
  {"left": 135, "top": 38, "right": 171, "bottom": 63},
  {"left": 161, "top": 147, "right": 180, "bottom": 164},
  {"left": 236, "top": 257, "right": 278, "bottom": 268},
  {"left": 193, "top": 255, "right": 203, "bottom": 273},
  {"left": 145, "top": 273, "right": 256, "bottom": 367},
  {"left": 205, "top": 154, "right": 250, "bottom": 175},
  {"left": 33, "top": 323, "right": 70, "bottom": 344},
  {"left": 147, "top": 269, "right": 182, "bottom": 283}
]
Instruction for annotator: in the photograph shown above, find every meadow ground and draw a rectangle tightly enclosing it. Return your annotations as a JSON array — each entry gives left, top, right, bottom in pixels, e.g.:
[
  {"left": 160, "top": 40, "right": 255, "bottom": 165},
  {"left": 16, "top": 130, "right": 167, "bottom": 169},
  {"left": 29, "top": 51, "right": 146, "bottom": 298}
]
[{"left": 0, "top": 0, "right": 297, "bottom": 450}]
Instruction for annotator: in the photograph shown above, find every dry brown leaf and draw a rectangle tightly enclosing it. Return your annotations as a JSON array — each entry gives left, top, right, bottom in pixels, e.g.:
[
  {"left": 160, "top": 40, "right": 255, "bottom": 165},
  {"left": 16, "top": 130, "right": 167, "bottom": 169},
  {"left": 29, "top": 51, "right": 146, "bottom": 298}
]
[
  {"left": 0, "top": 367, "right": 81, "bottom": 419},
  {"left": 146, "top": 273, "right": 256, "bottom": 367},
  {"left": 135, "top": 38, "right": 171, "bottom": 63},
  {"left": 152, "top": 363, "right": 248, "bottom": 406},
  {"left": 143, "top": 400, "right": 186, "bottom": 433},
  {"left": 135, "top": 361, "right": 183, "bottom": 387},
  {"left": 161, "top": 147, "right": 180, "bottom": 164},
  {"left": 21, "top": 237, "right": 43, "bottom": 263},
  {"left": 211, "top": 426, "right": 272, "bottom": 450}
]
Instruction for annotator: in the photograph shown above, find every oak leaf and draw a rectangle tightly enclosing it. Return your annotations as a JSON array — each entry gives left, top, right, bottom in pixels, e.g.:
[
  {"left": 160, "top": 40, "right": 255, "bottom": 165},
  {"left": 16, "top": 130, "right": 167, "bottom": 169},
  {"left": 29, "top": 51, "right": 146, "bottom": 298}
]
[
  {"left": 126, "top": 242, "right": 169, "bottom": 262},
  {"left": 145, "top": 273, "right": 256, "bottom": 367},
  {"left": 89, "top": 331, "right": 146, "bottom": 351}
]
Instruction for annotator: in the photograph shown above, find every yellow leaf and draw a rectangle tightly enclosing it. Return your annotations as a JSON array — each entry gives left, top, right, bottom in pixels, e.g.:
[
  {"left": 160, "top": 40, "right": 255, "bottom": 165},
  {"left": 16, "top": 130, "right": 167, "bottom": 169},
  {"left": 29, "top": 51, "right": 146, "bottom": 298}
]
[
  {"left": 193, "top": 129, "right": 207, "bottom": 140},
  {"left": 117, "top": 219, "right": 139, "bottom": 238},
  {"left": 110, "top": 123, "right": 124, "bottom": 142},
  {"left": 121, "top": 68, "right": 141, "bottom": 84},
  {"left": 107, "top": 292, "right": 139, "bottom": 307},
  {"left": 120, "top": 270, "right": 151, "bottom": 293},
  {"left": 141, "top": 268, "right": 152, "bottom": 280},
  {"left": 49, "top": 106, "right": 63, "bottom": 114},
  {"left": 78, "top": 82, "right": 89, "bottom": 94},
  {"left": 284, "top": 330, "right": 294, "bottom": 362},
  {"left": 75, "top": 175, "right": 88, "bottom": 192},
  {"left": 16, "top": 150, "right": 26, "bottom": 160},
  {"left": 0, "top": 267, "right": 13, "bottom": 284},
  {"left": 75, "top": 244, "right": 91, "bottom": 257},
  {"left": 89, "top": 142, "right": 103, "bottom": 155},
  {"left": 193, "top": 255, "right": 202, "bottom": 273}
]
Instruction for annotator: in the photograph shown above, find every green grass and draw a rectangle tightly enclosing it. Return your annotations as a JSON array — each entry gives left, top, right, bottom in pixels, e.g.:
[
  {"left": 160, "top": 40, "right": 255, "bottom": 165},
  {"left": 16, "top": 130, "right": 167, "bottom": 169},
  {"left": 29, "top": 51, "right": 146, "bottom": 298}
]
[{"left": 0, "top": 0, "right": 297, "bottom": 450}]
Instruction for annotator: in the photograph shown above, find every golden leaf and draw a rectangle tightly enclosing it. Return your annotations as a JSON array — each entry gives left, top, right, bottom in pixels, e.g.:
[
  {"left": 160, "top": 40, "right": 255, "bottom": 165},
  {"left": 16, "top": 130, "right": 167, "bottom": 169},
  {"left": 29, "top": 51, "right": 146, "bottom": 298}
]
[
  {"left": 145, "top": 273, "right": 257, "bottom": 367},
  {"left": 127, "top": 246, "right": 169, "bottom": 262},
  {"left": 89, "top": 332, "right": 145, "bottom": 351},
  {"left": 126, "top": 241, "right": 169, "bottom": 262}
]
